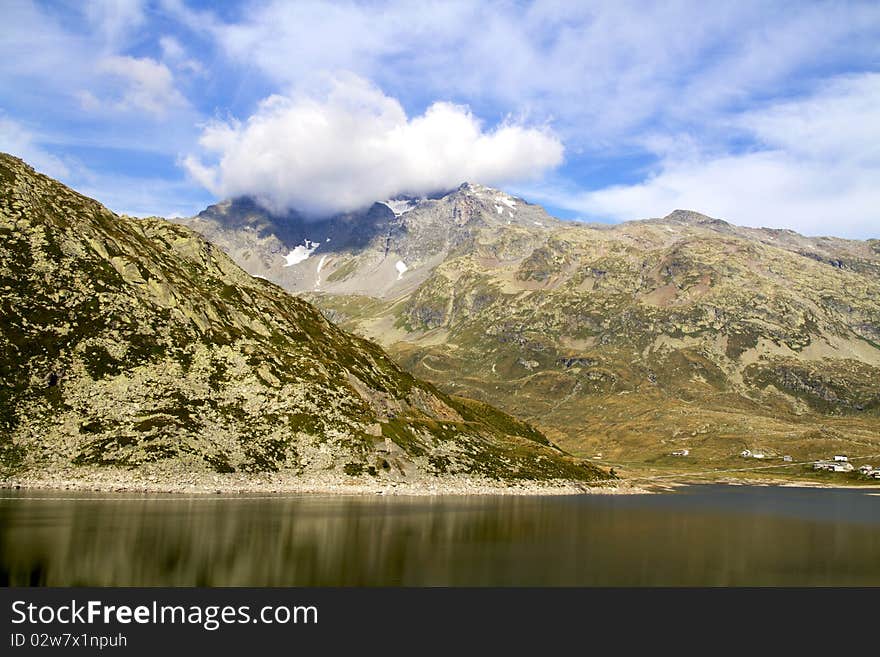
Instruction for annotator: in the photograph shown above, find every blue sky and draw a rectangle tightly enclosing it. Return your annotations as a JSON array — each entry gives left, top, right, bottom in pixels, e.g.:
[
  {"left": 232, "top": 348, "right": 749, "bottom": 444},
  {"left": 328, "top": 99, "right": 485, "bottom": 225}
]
[{"left": 1, "top": 1, "right": 879, "bottom": 237}]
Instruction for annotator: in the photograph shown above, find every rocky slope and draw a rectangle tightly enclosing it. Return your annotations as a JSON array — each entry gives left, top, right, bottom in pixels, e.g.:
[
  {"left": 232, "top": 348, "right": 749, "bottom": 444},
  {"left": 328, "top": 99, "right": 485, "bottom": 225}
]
[
  {"left": 179, "top": 184, "right": 880, "bottom": 467},
  {"left": 0, "top": 154, "right": 609, "bottom": 486}
]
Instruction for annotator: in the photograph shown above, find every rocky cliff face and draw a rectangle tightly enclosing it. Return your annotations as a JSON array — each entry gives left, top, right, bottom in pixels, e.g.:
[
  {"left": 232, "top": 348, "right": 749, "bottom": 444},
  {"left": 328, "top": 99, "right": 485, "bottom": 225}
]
[
  {"left": 0, "top": 154, "right": 607, "bottom": 485},
  {"left": 180, "top": 183, "right": 880, "bottom": 464}
]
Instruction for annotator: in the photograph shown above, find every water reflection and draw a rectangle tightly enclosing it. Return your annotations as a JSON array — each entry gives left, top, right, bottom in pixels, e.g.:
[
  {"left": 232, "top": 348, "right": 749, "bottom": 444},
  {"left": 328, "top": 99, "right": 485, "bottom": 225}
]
[{"left": 1, "top": 486, "right": 878, "bottom": 586}]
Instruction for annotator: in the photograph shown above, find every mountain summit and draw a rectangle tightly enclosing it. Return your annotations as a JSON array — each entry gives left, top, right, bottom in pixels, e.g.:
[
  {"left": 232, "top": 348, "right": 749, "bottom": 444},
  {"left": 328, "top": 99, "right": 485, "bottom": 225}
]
[{"left": 178, "top": 182, "right": 562, "bottom": 299}]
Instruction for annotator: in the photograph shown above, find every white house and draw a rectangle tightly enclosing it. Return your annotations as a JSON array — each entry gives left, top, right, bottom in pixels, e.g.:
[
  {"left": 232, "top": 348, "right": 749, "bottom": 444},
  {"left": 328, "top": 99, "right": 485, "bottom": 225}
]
[
  {"left": 740, "top": 450, "right": 752, "bottom": 458},
  {"left": 671, "top": 449, "right": 690, "bottom": 457},
  {"left": 833, "top": 455, "right": 849, "bottom": 462},
  {"left": 782, "top": 455, "right": 793, "bottom": 462}
]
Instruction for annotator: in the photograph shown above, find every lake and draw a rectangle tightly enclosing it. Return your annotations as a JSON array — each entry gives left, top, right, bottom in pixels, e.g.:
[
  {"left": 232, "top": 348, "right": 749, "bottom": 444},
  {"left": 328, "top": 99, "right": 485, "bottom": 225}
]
[{"left": 1, "top": 485, "right": 878, "bottom": 586}]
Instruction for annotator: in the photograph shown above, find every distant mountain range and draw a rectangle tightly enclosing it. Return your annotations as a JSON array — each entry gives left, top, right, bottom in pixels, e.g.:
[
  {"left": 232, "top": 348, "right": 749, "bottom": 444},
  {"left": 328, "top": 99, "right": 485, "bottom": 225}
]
[
  {"left": 0, "top": 154, "right": 608, "bottom": 487},
  {"left": 177, "top": 182, "right": 880, "bottom": 467}
]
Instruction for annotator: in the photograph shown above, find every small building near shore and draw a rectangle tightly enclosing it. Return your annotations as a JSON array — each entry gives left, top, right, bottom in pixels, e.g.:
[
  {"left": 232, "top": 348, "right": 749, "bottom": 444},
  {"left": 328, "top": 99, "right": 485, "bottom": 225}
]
[
  {"left": 813, "top": 460, "right": 854, "bottom": 473},
  {"left": 833, "top": 455, "right": 849, "bottom": 462}
]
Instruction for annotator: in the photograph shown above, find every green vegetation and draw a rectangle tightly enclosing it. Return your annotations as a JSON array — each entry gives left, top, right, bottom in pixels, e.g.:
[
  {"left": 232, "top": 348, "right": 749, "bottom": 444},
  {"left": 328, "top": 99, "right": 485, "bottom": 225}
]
[{"left": 326, "top": 258, "right": 358, "bottom": 282}]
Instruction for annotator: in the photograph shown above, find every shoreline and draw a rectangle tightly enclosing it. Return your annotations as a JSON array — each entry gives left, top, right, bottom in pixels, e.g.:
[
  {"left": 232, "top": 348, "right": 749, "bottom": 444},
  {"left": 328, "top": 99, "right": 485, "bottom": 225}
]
[
  {"left": 3, "top": 469, "right": 878, "bottom": 497},
  {"left": 0, "top": 467, "right": 648, "bottom": 497},
  {"left": 628, "top": 475, "right": 880, "bottom": 491},
  {"left": 707, "top": 476, "right": 880, "bottom": 490}
]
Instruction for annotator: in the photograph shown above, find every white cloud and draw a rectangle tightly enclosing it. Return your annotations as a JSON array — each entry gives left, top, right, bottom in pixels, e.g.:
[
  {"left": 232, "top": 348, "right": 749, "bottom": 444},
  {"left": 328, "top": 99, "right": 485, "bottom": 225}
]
[
  {"left": 738, "top": 74, "right": 880, "bottom": 164},
  {"left": 546, "top": 73, "right": 880, "bottom": 238},
  {"left": 175, "top": 0, "right": 880, "bottom": 148},
  {"left": 183, "top": 76, "right": 563, "bottom": 215},
  {"left": 86, "top": 55, "right": 187, "bottom": 116}
]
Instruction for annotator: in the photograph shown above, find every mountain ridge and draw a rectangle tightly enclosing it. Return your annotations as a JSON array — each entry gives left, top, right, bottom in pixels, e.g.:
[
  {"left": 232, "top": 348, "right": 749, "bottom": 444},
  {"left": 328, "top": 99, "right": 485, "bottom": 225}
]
[
  {"left": 176, "top": 180, "right": 880, "bottom": 469},
  {"left": 0, "top": 153, "right": 610, "bottom": 489}
]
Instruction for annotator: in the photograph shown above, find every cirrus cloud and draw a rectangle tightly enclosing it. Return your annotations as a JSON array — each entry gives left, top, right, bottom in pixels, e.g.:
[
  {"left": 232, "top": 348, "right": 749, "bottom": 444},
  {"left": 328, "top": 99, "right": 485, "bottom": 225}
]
[
  {"left": 182, "top": 76, "right": 563, "bottom": 216},
  {"left": 78, "top": 55, "right": 188, "bottom": 117}
]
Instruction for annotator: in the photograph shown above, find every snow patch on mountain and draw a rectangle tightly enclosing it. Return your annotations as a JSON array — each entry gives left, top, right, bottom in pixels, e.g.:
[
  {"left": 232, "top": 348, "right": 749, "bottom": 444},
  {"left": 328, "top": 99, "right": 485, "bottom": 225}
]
[
  {"left": 315, "top": 255, "right": 329, "bottom": 288},
  {"left": 283, "top": 240, "right": 319, "bottom": 267}
]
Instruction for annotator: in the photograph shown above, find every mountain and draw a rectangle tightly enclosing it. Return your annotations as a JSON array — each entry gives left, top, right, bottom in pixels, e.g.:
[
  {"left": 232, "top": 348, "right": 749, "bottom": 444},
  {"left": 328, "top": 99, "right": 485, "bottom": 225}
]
[
  {"left": 178, "top": 184, "right": 880, "bottom": 468},
  {"left": 0, "top": 154, "right": 610, "bottom": 488},
  {"left": 181, "top": 183, "right": 562, "bottom": 299}
]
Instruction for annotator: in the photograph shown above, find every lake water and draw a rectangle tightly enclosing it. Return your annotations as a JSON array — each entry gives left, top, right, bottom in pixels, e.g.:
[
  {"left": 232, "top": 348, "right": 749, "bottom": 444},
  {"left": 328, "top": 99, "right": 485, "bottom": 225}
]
[{"left": 1, "top": 485, "right": 878, "bottom": 586}]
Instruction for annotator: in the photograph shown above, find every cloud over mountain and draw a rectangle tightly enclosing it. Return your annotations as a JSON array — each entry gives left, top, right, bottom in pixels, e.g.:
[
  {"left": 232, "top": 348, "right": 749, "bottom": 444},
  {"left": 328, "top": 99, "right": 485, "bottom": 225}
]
[{"left": 183, "top": 76, "right": 563, "bottom": 216}]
